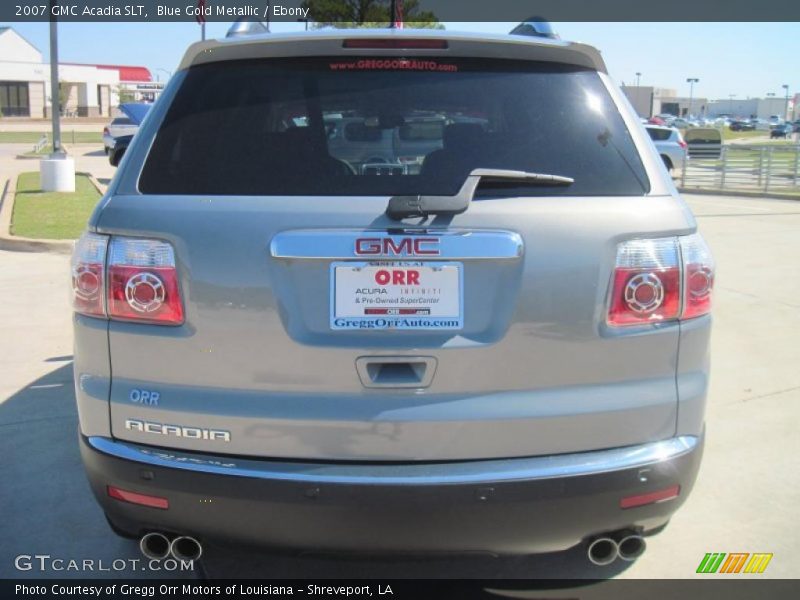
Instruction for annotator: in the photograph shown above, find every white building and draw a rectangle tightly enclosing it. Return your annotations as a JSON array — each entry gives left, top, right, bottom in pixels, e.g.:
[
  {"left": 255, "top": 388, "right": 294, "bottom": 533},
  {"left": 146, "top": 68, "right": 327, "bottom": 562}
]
[
  {"left": 706, "top": 96, "right": 794, "bottom": 120},
  {"left": 0, "top": 27, "right": 162, "bottom": 118},
  {"left": 621, "top": 85, "right": 709, "bottom": 119}
]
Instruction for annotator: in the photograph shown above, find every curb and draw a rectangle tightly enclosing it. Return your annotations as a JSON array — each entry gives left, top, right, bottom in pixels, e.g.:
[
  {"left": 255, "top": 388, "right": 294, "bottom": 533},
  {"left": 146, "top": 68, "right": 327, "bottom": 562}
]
[
  {"left": 679, "top": 187, "right": 800, "bottom": 201},
  {"left": 0, "top": 172, "right": 76, "bottom": 255},
  {"left": 14, "top": 142, "right": 101, "bottom": 160},
  {"left": 81, "top": 171, "right": 108, "bottom": 195}
]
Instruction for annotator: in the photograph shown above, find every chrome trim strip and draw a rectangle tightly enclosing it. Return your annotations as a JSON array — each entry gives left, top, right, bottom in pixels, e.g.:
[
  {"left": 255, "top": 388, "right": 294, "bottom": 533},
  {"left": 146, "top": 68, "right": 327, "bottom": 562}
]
[
  {"left": 87, "top": 435, "right": 698, "bottom": 486},
  {"left": 269, "top": 229, "right": 524, "bottom": 260}
]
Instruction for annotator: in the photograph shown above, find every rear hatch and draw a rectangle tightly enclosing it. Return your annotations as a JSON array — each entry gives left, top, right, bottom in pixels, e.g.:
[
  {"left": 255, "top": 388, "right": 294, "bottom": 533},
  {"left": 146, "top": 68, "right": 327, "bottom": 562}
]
[
  {"left": 118, "top": 102, "right": 150, "bottom": 126},
  {"left": 98, "top": 49, "right": 692, "bottom": 461},
  {"left": 685, "top": 127, "right": 723, "bottom": 159}
]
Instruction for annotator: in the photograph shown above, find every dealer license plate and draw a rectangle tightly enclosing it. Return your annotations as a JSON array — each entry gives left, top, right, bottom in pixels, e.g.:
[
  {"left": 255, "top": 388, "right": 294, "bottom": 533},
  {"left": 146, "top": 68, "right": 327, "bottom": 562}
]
[{"left": 331, "top": 262, "right": 463, "bottom": 330}]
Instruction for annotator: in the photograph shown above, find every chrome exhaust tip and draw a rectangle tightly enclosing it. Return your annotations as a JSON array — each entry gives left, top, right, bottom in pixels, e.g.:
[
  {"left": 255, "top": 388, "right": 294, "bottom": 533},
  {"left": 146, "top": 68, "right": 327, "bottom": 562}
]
[
  {"left": 139, "top": 532, "right": 171, "bottom": 561},
  {"left": 170, "top": 535, "right": 203, "bottom": 561},
  {"left": 587, "top": 536, "right": 619, "bottom": 566},
  {"left": 617, "top": 534, "right": 646, "bottom": 561}
]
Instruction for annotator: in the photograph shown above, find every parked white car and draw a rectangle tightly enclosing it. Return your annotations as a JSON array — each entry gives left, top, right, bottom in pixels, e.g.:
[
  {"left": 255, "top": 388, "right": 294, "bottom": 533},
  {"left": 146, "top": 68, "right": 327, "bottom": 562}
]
[
  {"left": 768, "top": 115, "right": 784, "bottom": 128},
  {"left": 645, "top": 124, "right": 688, "bottom": 171},
  {"left": 102, "top": 103, "right": 151, "bottom": 154},
  {"left": 102, "top": 116, "right": 137, "bottom": 155}
]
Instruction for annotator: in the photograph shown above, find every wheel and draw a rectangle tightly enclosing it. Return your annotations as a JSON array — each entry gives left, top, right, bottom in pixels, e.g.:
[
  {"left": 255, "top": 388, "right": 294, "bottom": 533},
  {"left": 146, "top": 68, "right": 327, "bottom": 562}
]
[{"left": 661, "top": 155, "right": 673, "bottom": 171}]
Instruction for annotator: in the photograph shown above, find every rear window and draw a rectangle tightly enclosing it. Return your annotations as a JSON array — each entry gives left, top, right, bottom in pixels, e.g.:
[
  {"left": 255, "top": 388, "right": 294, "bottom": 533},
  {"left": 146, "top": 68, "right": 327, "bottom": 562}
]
[
  {"left": 684, "top": 128, "right": 722, "bottom": 144},
  {"left": 111, "top": 117, "right": 132, "bottom": 126},
  {"left": 646, "top": 127, "right": 672, "bottom": 141},
  {"left": 140, "top": 58, "right": 649, "bottom": 197},
  {"left": 399, "top": 119, "right": 445, "bottom": 141},
  {"left": 344, "top": 121, "right": 383, "bottom": 142}
]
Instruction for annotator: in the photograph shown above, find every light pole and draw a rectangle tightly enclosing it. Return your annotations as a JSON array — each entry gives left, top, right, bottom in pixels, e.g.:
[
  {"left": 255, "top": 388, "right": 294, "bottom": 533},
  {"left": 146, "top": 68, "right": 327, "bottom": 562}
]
[
  {"left": 686, "top": 78, "right": 699, "bottom": 118},
  {"left": 156, "top": 68, "right": 172, "bottom": 82},
  {"left": 48, "top": 5, "right": 63, "bottom": 156},
  {"left": 635, "top": 72, "right": 642, "bottom": 116},
  {"left": 41, "top": 0, "right": 75, "bottom": 192},
  {"left": 782, "top": 84, "right": 790, "bottom": 121}
]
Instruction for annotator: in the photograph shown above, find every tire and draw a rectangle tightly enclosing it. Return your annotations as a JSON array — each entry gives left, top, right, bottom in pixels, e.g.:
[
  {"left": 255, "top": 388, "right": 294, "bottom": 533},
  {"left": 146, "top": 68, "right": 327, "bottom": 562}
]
[{"left": 661, "top": 155, "right": 673, "bottom": 171}]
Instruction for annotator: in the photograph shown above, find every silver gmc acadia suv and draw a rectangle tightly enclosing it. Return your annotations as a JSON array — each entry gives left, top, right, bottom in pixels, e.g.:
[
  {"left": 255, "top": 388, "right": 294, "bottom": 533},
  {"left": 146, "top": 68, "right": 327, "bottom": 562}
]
[{"left": 71, "top": 25, "right": 713, "bottom": 566}]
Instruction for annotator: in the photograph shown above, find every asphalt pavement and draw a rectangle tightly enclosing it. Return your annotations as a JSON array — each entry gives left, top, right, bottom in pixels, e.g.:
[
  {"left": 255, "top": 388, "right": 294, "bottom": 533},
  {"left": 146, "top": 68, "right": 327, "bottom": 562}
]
[{"left": 0, "top": 193, "right": 798, "bottom": 580}]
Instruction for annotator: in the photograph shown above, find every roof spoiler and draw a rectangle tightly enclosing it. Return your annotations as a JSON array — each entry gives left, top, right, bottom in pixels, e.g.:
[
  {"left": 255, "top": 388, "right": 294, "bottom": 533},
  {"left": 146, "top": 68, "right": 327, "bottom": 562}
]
[
  {"left": 509, "top": 18, "right": 559, "bottom": 39},
  {"left": 226, "top": 18, "right": 269, "bottom": 38}
]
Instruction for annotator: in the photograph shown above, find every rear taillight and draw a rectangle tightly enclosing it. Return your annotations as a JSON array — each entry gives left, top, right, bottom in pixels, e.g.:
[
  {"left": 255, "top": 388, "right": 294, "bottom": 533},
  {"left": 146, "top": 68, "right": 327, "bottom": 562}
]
[
  {"left": 108, "top": 237, "right": 184, "bottom": 325},
  {"left": 71, "top": 233, "right": 183, "bottom": 325},
  {"left": 608, "top": 238, "right": 681, "bottom": 326},
  {"left": 680, "top": 234, "right": 714, "bottom": 319},
  {"left": 678, "top": 139, "right": 688, "bottom": 149},
  {"left": 71, "top": 233, "right": 108, "bottom": 317},
  {"left": 103, "top": 127, "right": 109, "bottom": 135},
  {"left": 608, "top": 234, "right": 714, "bottom": 327}
]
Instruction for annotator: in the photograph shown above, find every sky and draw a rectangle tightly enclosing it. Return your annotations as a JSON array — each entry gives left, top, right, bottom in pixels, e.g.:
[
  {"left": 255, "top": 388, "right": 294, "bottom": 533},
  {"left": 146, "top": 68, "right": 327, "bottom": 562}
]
[{"left": 2, "top": 21, "right": 798, "bottom": 101}]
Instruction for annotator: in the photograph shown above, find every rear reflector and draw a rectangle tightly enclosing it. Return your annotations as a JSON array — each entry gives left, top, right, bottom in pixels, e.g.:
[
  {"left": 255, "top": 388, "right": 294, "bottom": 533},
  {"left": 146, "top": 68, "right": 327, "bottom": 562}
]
[
  {"left": 620, "top": 485, "right": 680, "bottom": 509},
  {"left": 343, "top": 38, "right": 448, "bottom": 49},
  {"left": 107, "top": 485, "right": 169, "bottom": 510}
]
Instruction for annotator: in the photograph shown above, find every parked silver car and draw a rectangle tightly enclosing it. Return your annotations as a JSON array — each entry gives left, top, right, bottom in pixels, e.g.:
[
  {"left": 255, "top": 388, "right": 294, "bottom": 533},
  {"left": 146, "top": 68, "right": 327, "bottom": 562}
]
[
  {"left": 645, "top": 124, "right": 688, "bottom": 171},
  {"left": 72, "top": 27, "right": 713, "bottom": 565}
]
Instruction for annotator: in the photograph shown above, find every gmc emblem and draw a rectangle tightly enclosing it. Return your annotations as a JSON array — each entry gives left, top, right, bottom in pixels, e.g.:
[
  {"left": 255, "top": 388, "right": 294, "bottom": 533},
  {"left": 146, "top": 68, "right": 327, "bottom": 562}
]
[{"left": 354, "top": 237, "right": 440, "bottom": 256}]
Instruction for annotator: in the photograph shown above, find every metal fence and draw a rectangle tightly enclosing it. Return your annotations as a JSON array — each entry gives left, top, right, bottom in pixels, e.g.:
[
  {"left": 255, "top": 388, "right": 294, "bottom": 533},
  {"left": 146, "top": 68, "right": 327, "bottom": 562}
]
[
  {"left": 680, "top": 144, "right": 800, "bottom": 195},
  {"left": 33, "top": 134, "right": 48, "bottom": 154}
]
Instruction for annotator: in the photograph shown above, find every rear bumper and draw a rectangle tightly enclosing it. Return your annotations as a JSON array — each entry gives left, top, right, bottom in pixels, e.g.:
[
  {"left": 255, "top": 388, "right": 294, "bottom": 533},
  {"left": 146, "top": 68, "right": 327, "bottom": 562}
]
[{"left": 81, "top": 432, "right": 704, "bottom": 555}]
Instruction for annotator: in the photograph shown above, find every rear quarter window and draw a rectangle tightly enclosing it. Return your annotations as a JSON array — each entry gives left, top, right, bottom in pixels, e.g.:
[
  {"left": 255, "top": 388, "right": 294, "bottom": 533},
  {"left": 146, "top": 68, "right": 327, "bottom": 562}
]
[
  {"left": 139, "top": 57, "right": 649, "bottom": 197},
  {"left": 647, "top": 128, "right": 673, "bottom": 141}
]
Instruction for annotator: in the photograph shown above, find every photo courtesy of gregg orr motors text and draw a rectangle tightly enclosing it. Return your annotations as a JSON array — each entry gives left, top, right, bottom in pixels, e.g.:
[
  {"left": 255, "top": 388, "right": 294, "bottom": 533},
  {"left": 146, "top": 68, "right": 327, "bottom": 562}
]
[{"left": 15, "top": 585, "right": 390, "bottom": 596}]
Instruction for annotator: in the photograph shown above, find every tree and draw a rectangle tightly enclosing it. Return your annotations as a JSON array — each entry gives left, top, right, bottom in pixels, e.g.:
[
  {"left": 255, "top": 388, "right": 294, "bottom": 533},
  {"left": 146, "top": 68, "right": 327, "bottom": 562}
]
[
  {"left": 300, "top": 0, "right": 440, "bottom": 28},
  {"left": 114, "top": 85, "right": 136, "bottom": 104}
]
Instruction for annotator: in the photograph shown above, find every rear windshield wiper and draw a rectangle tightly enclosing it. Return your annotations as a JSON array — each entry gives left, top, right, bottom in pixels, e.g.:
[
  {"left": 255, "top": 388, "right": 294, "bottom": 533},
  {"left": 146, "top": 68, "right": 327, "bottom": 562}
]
[{"left": 386, "top": 168, "right": 574, "bottom": 220}]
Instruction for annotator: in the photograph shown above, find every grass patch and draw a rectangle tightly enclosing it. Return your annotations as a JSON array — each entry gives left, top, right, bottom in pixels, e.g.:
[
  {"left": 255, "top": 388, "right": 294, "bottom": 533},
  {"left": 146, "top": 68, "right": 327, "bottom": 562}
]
[
  {"left": 0, "top": 131, "right": 102, "bottom": 144},
  {"left": 11, "top": 171, "right": 100, "bottom": 240},
  {"left": 720, "top": 129, "right": 766, "bottom": 141}
]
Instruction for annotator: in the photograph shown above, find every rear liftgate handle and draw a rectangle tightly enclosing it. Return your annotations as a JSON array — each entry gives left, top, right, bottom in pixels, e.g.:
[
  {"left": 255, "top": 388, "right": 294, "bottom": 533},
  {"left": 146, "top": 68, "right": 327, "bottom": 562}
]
[{"left": 355, "top": 356, "right": 437, "bottom": 389}]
